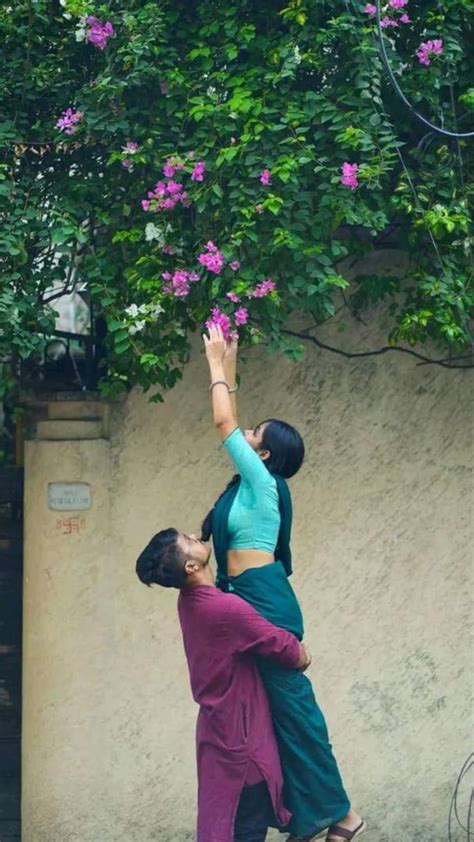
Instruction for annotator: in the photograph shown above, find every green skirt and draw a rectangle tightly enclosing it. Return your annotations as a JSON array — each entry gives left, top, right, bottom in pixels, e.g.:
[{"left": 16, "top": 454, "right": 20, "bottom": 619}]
[{"left": 218, "top": 562, "right": 350, "bottom": 836}]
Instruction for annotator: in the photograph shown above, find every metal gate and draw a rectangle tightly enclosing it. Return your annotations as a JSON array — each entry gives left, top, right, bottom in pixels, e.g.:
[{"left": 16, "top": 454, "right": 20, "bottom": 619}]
[{"left": 0, "top": 468, "right": 23, "bottom": 841}]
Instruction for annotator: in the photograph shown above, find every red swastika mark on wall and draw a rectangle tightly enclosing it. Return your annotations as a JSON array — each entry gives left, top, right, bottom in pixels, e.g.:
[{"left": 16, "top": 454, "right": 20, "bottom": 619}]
[{"left": 56, "top": 516, "right": 86, "bottom": 534}]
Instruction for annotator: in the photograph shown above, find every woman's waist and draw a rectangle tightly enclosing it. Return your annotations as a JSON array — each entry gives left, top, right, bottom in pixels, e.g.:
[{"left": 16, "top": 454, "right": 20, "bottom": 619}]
[
  {"left": 217, "top": 562, "right": 304, "bottom": 638},
  {"left": 226, "top": 548, "right": 274, "bottom": 577}
]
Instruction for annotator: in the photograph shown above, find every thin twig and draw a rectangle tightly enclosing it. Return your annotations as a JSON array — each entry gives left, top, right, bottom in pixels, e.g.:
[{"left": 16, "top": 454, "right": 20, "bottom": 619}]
[{"left": 282, "top": 327, "right": 474, "bottom": 369}]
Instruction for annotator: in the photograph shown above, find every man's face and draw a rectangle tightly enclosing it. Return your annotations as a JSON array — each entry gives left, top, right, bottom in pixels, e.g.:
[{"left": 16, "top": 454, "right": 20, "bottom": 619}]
[{"left": 177, "top": 533, "right": 211, "bottom": 568}]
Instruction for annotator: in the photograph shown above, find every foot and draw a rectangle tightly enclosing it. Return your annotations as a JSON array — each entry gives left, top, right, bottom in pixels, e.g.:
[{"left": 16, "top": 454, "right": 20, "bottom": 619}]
[{"left": 326, "top": 809, "right": 365, "bottom": 841}]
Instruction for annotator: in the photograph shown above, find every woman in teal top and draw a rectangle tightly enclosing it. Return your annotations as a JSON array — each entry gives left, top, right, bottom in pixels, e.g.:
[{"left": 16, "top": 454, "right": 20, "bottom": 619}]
[{"left": 202, "top": 326, "right": 365, "bottom": 842}]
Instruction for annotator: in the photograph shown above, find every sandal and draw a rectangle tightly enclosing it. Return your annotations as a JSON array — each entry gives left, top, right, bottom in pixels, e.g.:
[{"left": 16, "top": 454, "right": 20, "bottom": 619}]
[{"left": 326, "top": 819, "right": 366, "bottom": 841}]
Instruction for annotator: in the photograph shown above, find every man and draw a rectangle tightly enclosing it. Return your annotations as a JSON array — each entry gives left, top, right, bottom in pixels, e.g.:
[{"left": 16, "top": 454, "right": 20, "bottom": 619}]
[{"left": 135, "top": 528, "right": 311, "bottom": 842}]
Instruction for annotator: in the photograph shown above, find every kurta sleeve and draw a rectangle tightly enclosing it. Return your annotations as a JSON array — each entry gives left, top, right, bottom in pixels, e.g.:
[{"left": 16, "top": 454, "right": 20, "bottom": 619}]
[
  {"left": 223, "top": 427, "right": 274, "bottom": 489},
  {"left": 225, "top": 595, "right": 301, "bottom": 669}
]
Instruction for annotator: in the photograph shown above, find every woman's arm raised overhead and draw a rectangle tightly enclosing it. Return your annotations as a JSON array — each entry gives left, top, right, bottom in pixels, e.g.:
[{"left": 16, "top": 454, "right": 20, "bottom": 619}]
[
  {"left": 203, "top": 325, "right": 238, "bottom": 440},
  {"left": 223, "top": 337, "right": 238, "bottom": 419}
]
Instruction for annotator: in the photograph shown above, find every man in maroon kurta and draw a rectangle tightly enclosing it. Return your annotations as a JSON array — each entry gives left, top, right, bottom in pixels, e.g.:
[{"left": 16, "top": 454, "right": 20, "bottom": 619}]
[{"left": 136, "top": 528, "right": 310, "bottom": 842}]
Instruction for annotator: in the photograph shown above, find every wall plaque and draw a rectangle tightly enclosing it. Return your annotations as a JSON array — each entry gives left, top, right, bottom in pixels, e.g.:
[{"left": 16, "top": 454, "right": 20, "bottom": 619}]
[{"left": 48, "top": 482, "right": 91, "bottom": 511}]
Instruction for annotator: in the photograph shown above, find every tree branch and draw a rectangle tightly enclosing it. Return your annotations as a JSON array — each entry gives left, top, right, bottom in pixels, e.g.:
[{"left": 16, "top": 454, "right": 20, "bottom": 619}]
[{"left": 282, "top": 327, "right": 474, "bottom": 370}]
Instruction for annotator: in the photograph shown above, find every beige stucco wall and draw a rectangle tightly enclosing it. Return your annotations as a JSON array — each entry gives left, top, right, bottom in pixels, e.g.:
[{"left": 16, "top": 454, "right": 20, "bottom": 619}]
[{"left": 22, "top": 283, "right": 472, "bottom": 841}]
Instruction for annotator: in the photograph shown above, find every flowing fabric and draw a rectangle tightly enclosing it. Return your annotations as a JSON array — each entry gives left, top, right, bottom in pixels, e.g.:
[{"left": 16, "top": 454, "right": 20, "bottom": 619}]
[
  {"left": 178, "top": 585, "right": 302, "bottom": 842},
  {"left": 212, "top": 458, "right": 350, "bottom": 835}
]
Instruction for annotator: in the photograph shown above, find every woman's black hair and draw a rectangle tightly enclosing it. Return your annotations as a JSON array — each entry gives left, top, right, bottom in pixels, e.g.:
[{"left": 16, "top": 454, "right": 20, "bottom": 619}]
[
  {"left": 259, "top": 418, "right": 305, "bottom": 479},
  {"left": 201, "top": 419, "right": 304, "bottom": 541},
  {"left": 135, "top": 528, "right": 187, "bottom": 589}
]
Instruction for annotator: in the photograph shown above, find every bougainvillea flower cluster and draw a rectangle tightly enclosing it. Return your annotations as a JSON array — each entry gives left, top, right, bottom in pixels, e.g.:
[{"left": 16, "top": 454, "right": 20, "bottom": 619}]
[
  {"left": 141, "top": 180, "right": 189, "bottom": 212},
  {"left": 205, "top": 306, "right": 235, "bottom": 341},
  {"left": 260, "top": 169, "right": 272, "bottom": 185},
  {"left": 198, "top": 241, "right": 225, "bottom": 274},
  {"left": 56, "top": 108, "right": 83, "bottom": 134},
  {"left": 85, "top": 16, "right": 114, "bottom": 50},
  {"left": 416, "top": 39, "right": 443, "bottom": 65},
  {"left": 340, "top": 162, "right": 359, "bottom": 190},
  {"left": 161, "top": 269, "right": 199, "bottom": 297},
  {"left": 191, "top": 161, "right": 206, "bottom": 181},
  {"left": 248, "top": 279, "right": 277, "bottom": 298},
  {"left": 363, "top": 1, "right": 410, "bottom": 26}
]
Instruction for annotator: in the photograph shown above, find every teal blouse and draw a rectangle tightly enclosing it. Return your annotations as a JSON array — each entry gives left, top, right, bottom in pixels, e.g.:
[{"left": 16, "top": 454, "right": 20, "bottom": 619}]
[{"left": 223, "top": 427, "right": 280, "bottom": 554}]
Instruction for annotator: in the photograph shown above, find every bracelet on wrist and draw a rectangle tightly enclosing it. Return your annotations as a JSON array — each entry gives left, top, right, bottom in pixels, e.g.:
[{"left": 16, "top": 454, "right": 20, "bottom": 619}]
[{"left": 209, "top": 380, "right": 229, "bottom": 392}]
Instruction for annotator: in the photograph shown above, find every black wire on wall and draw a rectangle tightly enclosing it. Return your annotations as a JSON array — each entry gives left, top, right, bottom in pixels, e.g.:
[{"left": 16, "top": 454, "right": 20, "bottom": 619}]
[{"left": 375, "top": 0, "right": 474, "bottom": 138}]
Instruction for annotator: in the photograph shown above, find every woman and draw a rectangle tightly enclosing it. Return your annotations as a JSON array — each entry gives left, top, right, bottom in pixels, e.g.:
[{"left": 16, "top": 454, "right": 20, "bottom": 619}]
[{"left": 202, "top": 326, "right": 365, "bottom": 842}]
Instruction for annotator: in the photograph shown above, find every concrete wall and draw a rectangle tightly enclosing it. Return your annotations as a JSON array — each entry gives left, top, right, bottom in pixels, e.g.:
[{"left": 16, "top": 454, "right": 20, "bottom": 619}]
[{"left": 22, "top": 296, "right": 472, "bottom": 841}]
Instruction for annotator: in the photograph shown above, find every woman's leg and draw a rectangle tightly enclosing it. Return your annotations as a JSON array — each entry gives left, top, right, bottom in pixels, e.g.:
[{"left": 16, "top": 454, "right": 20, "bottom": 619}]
[{"left": 258, "top": 659, "right": 351, "bottom": 838}]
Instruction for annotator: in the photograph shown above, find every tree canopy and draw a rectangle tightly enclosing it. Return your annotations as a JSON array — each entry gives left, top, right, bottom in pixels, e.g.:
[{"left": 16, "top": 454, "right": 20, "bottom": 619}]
[{"left": 1, "top": 0, "right": 473, "bottom": 400}]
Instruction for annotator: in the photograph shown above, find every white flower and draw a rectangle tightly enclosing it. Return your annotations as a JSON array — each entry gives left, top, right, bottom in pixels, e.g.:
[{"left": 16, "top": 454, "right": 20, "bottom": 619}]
[
  {"left": 145, "top": 222, "right": 162, "bottom": 242},
  {"left": 125, "top": 304, "right": 139, "bottom": 318},
  {"left": 293, "top": 46, "right": 302, "bottom": 64},
  {"left": 128, "top": 320, "right": 146, "bottom": 336},
  {"left": 149, "top": 304, "right": 164, "bottom": 321},
  {"left": 138, "top": 304, "right": 148, "bottom": 314},
  {"left": 75, "top": 16, "right": 88, "bottom": 41}
]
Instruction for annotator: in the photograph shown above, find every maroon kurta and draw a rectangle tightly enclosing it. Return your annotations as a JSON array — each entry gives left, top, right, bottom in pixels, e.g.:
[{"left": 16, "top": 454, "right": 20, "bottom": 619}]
[{"left": 178, "top": 584, "right": 301, "bottom": 842}]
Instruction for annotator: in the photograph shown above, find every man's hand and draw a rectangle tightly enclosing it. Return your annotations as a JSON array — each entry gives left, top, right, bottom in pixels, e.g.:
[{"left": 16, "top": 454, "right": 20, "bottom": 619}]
[{"left": 297, "top": 642, "right": 312, "bottom": 672}]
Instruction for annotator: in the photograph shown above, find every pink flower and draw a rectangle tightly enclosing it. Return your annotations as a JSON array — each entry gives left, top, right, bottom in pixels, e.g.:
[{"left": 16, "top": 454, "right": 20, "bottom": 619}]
[
  {"left": 260, "top": 169, "right": 272, "bottom": 186},
  {"left": 191, "top": 161, "right": 206, "bottom": 182},
  {"left": 198, "top": 241, "right": 225, "bottom": 274},
  {"left": 161, "top": 245, "right": 175, "bottom": 255},
  {"left": 162, "top": 197, "right": 176, "bottom": 210},
  {"left": 205, "top": 306, "right": 232, "bottom": 341},
  {"left": 163, "top": 158, "right": 176, "bottom": 177},
  {"left": 141, "top": 199, "right": 150, "bottom": 211},
  {"left": 226, "top": 292, "right": 240, "bottom": 303},
  {"left": 161, "top": 269, "right": 200, "bottom": 298},
  {"left": 154, "top": 181, "right": 167, "bottom": 196},
  {"left": 234, "top": 307, "right": 249, "bottom": 326},
  {"left": 229, "top": 261, "right": 241, "bottom": 272},
  {"left": 340, "top": 162, "right": 359, "bottom": 190},
  {"left": 56, "top": 108, "right": 83, "bottom": 135},
  {"left": 123, "top": 141, "right": 139, "bottom": 154},
  {"left": 85, "top": 16, "right": 114, "bottom": 50},
  {"left": 389, "top": 0, "right": 408, "bottom": 7},
  {"left": 249, "top": 279, "right": 276, "bottom": 298},
  {"left": 399, "top": 13, "right": 410, "bottom": 23},
  {"left": 198, "top": 251, "right": 225, "bottom": 274},
  {"left": 416, "top": 39, "right": 443, "bottom": 65},
  {"left": 364, "top": 3, "right": 376, "bottom": 14},
  {"left": 122, "top": 159, "right": 133, "bottom": 169},
  {"left": 166, "top": 180, "right": 183, "bottom": 196},
  {"left": 380, "top": 16, "right": 398, "bottom": 27}
]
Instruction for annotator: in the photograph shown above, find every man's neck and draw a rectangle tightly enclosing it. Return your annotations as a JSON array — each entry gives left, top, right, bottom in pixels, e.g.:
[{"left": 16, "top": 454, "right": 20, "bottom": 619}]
[{"left": 183, "top": 567, "right": 216, "bottom": 590}]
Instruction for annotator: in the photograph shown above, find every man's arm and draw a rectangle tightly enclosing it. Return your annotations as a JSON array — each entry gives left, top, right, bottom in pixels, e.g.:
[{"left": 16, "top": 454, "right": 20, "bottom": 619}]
[{"left": 225, "top": 595, "right": 310, "bottom": 671}]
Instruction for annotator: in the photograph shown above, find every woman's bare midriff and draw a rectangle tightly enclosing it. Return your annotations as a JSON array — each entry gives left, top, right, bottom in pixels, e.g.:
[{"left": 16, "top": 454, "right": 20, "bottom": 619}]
[{"left": 227, "top": 548, "right": 274, "bottom": 577}]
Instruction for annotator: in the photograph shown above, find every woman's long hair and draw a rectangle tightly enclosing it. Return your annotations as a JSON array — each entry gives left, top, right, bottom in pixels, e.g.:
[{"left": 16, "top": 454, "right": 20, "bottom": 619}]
[{"left": 201, "top": 419, "right": 304, "bottom": 541}]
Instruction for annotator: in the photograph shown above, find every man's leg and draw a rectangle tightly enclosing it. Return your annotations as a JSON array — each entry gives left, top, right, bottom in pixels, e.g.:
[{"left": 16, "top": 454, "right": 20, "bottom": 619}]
[{"left": 234, "top": 781, "right": 274, "bottom": 842}]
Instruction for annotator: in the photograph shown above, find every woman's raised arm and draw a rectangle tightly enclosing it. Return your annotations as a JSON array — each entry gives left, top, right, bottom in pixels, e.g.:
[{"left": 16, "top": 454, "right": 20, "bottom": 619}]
[{"left": 203, "top": 325, "right": 238, "bottom": 440}]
